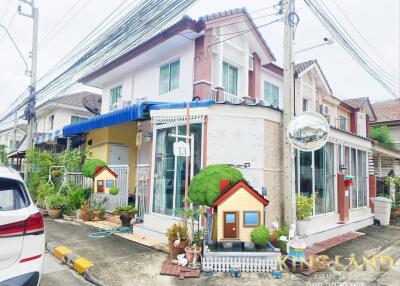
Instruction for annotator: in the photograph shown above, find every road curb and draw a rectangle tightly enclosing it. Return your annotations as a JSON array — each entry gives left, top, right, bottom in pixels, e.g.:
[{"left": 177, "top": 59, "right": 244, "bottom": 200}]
[{"left": 46, "top": 241, "right": 103, "bottom": 285}]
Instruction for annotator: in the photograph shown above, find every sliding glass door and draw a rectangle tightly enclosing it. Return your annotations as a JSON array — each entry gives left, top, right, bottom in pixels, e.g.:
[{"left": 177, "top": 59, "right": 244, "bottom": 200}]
[
  {"left": 152, "top": 123, "right": 202, "bottom": 217},
  {"left": 297, "top": 143, "right": 335, "bottom": 216}
]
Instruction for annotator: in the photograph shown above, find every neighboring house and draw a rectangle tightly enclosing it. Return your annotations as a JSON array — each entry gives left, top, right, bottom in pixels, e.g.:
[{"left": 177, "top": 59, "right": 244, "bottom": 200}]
[
  {"left": 0, "top": 124, "right": 27, "bottom": 153},
  {"left": 33, "top": 91, "right": 101, "bottom": 152},
  {"left": 370, "top": 99, "right": 400, "bottom": 151},
  {"left": 61, "top": 10, "right": 378, "bottom": 245}
]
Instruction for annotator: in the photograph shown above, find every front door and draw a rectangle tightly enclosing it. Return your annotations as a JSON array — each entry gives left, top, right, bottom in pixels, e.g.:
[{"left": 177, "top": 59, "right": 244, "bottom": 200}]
[{"left": 223, "top": 212, "right": 237, "bottom": 239}]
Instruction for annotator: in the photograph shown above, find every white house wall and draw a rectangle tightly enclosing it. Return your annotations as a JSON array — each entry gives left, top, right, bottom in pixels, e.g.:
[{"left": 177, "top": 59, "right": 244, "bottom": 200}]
[{"left": 101, "top": 40, "right": 195, "bottom": 113}]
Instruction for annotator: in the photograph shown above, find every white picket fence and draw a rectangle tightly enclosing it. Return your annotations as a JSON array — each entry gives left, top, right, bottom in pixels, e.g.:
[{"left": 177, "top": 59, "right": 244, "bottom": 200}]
[
  {"left": 90, "top": 165, "right": 129, "bottom": 211},
  {"left": 202, "top": 250, "right": 280, "bottom": 273}
]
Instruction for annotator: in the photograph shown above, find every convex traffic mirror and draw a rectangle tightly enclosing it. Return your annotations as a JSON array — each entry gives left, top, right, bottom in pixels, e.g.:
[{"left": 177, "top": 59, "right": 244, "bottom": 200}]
[{"left": 287, "top": 112, "right": 330, "bottom": 152}]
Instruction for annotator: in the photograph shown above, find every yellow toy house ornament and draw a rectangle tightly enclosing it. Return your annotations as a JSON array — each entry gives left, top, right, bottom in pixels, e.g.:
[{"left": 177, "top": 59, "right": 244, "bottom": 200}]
[{"left": 93, "top": 166, "right": 118, "bottom": 194}]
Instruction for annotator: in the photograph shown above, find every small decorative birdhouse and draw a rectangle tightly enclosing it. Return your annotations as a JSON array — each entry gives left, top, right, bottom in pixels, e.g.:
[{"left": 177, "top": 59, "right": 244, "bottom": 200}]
[{"left": 93, "top": 166, "right": 118, "bottom": 194}]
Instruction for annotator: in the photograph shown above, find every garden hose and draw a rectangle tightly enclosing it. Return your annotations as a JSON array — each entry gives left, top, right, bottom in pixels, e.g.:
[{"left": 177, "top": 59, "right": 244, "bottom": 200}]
[{"left": 88, "top": 226, "right": 132, "bottom": 238}]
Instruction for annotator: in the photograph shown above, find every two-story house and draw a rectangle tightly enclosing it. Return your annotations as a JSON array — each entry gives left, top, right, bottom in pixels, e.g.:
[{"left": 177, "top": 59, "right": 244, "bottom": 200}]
[
  {"left": 62, "top": 9, "right": 378, "bottom": 245},
  {"left": 0, "top": 123, "right": 27, "bottom": 154},
  {"left": 33, "top": 91, "right": 101, "bottom": 152}
]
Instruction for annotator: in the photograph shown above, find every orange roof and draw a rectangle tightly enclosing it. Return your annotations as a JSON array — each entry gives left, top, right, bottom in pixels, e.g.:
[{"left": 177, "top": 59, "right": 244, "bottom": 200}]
[{"left": 213, "top": 181, "right": 269, "bottom": 207}]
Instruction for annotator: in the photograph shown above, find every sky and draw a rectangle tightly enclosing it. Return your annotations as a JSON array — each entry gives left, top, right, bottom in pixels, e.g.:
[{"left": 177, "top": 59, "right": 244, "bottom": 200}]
[{"left": 0, "top": 0, "right": 398, "bottom": 125}]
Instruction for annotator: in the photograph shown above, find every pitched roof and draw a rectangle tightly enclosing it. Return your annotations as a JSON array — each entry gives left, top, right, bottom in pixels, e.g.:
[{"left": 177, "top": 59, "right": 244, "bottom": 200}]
[
  {"left": 36, "top": 92, "right": 101, "bottom": 110},
  {"left": 371, "top": 99, "right": 400, "bottom": 123},
  {"left": 0, "top": 123, "right": 27, "bottom": 134},
  {"left": 263, "top": 63, "right": 283, "bottom": 76},
  {"left": 93, "top": 166, "right": 118, "bottom": 178},
  {"left": 199, "top": 8, "right": 276, "bottom": 61},
  {"left": 213, "top": 181, "right": 269, "bottom": 207},
  {"left": 343, "top": 97, "right": 377, "bottom": 121},
  {"left": 81, "top": 8, "right": 277, "bottom": 84},
  {"left": 294, "top": 59, "right": 333, "bottom": 94}
]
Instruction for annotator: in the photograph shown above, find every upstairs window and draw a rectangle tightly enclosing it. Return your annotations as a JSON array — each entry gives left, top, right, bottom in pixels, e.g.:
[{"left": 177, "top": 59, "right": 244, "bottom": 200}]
[
  {"left": 109, "top": 86, "right": 122, "bottom": 111},
  {"left": 339, "top": 115, "right": 347, "bottom": 131},
  {"left": 264, "top": 81, "right": 279, "bottom": 107},
  {"left": 71, "top": 116, "right": 88, "bottom": 124},
  {"left": 159, "top": 60, "right": 180, "bottom": 94},
  {"left": 48, "top": 115, "right": 54, "bottom": 130},
  {"left": 222, "top": 62, "right": 238, "bottom": 96},
  {"left": 303, "top": 99, "right": 308, "bottom": 112}
]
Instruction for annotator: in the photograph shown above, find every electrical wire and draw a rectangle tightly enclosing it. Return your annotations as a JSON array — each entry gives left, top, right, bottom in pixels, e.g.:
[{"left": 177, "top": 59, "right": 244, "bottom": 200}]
[
  {"left": 0, "top": 9, "right": 17, "bottom": 47},
  {"left": 304, "top": 0, "right": 399, "bottom": 98}
]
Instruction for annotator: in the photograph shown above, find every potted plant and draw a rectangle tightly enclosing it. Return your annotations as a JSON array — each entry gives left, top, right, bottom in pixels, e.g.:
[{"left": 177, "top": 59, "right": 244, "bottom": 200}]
[
  {"left": 274, "top": 224, "right": 289, "bottom": 254},
  {"left": 250, "top": 225, "right": 270, "bottom": 249},
  {"left": 79, "top": 201, "right": 92, "bottom": 221},
  {"left": 165, "top": 223, "right": 189, "bottom": 258},
  {"left": 63, "top": 207, "right": 77, "bottom": 221},
  {"left": 46, "top": 193, "right": 67, "bottom": 219},
  {"left": 185, "top": 229, "right": 203, "bottom": 263},
  {"left": 114, "top": 206, "right": 137, "bottom": 227},
  {"left": 296, "top": 194, "right": 314, "bottom": 236}
]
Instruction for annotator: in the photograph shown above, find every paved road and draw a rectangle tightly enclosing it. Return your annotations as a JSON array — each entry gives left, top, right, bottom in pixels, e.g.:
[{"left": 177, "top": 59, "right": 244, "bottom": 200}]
[{"left": 40, "top": 252, "right": 91, "bottom": 286}]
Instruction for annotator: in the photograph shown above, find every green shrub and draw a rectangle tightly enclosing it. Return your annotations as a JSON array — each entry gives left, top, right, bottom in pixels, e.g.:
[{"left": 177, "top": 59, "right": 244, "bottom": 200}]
[
  {"left": 36, "top": 182, "right": 55, "bottom": 208},
  {"left": 114, "top": 205, "right": 137, "bottom": 214},
  {"left": 275, "top": 224, "right": 289, "bottom": 252},
  {"left": 109, "top": 186, "right": 119, "bottom": 195},
  {"left": 99, "top": 208, "right": 106, "bottom": 218},
  {"left": 188, "top": 164, "right": 244, "bottom": 206},
  {"left": 66, "top": 187, "right": 90, "bottom": 210},
  {"left": 81, "top": 159, "right": 107, "bottom": 177},
  {"left": 370, "top": 125, "right": 396, "bottom": 149},
  {"left": 296, "top": 194, "right": 314, "bottom": 220},
  {"left": 46, "top": 193, "right": 68, "bottom": 209},
  {"left": 250, "top": 226, "right": 270, "bottom": 246}
]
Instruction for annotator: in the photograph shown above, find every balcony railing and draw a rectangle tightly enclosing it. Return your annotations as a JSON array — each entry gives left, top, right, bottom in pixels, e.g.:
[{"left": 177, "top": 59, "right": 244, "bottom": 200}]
[{"left": 210, "top": 89, "right": 244, "bottom": 104}]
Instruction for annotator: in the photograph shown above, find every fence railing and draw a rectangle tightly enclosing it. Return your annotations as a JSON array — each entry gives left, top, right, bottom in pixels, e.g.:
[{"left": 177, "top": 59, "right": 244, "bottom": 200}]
[{"left": 210, "top": 89, "right": 244, "bottom": 104}]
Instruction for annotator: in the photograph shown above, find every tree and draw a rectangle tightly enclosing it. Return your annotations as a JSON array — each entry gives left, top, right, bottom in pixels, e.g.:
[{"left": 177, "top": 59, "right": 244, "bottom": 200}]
[
  {"left": 188, "top": 164, "right": 244, "bottom": 206},
  {"left": 81, "top": 159, "right": 107, "bottom": 177},
  {"left": 370, "top": 125, "right": 396, "bottom": 149}
]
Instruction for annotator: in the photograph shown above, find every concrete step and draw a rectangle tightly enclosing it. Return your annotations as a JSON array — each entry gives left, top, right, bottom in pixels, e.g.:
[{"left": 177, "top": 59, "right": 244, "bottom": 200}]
[{"left": 133, "top": 223, "right": 168, "bottom": 243}]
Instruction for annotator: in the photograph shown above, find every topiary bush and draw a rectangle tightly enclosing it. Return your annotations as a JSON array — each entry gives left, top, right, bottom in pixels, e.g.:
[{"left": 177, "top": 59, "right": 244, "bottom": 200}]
[
  {"left": 250, "top": 226, "right": 270, "bottom": 246},
  {"left": 188, "top": 164, "right": 244, "bottom": 206},
  {"left": 81, "top": 159, "right": 107, "bottom": 178},
  {"left": 109, "top": 186, "right": 119, "bottom": 195}
]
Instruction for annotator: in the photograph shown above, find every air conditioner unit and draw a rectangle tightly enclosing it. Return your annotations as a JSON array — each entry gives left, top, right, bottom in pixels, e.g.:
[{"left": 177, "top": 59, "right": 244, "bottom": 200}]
[{"left": 319, "top": 104, "right": 329, "bottom": 115}]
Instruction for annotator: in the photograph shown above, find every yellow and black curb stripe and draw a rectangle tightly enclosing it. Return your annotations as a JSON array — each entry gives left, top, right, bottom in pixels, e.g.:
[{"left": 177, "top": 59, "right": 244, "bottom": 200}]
[{"left": 46, "top": 242, "right": 94, "bottom": 274}]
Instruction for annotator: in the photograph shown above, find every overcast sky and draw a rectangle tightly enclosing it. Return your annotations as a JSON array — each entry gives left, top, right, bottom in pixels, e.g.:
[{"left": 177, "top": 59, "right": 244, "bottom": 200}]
[{"left": 0, "top": 0, "right": 398, "bottom": 122}]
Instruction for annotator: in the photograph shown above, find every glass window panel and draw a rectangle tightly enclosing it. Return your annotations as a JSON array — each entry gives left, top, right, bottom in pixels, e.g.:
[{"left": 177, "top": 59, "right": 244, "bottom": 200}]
[
  {"left": 299, "top": 151, "right": 313, "bottom": 198},
  {"left": 222, "top": 62, "right": 229, "bottom": 92},
  {"left": 0, "top": 179, "right": 28, "bottom": 211},
  {"left": 225, "top": 213, "right": 235, "bottom": 223},
  {"left": 314, "top": 147, "right": 325, "bottom": 215},
  {"left": 169, "top": 60, "right": 180, "bottom": 91},
  {"left": 357, "top": 150, "right": 367, "bottom": 207},
  {"left": 244, "top": 212, "right": 258, "bottom": 226},
  {"left": 222, "top": 62, "right": 238, "bottom": 96},
  {"left": 264, "top": 81, "right": 279, "bottom": 107},
  {"left": 109, "top": 86, "right": 122, "bottom": 110},
  {"left": 159, "top": 64, "right": 170, "bottom": 94},
  {"left": 351, "top": 148, "right": 357, "bottom": 208},
  {"left": 325, "top": 143, "right": 335, "bottom": 212}
]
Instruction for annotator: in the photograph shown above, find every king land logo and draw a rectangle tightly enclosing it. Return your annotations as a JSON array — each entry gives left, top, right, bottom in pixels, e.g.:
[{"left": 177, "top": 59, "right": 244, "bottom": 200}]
[{"left": 276, "top": 255, "right": 395, "bottom": 272}]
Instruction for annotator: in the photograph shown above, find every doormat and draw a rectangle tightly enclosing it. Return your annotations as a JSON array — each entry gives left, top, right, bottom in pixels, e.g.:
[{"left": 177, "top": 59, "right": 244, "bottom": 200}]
[{"left": 160, "top": 259, "right": 201, "bottom": 280}]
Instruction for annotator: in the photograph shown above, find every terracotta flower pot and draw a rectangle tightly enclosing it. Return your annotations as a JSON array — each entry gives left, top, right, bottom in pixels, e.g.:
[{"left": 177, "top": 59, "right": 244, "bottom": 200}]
[
  {"left": 185, "top": 246, "right": 202, "bottom": 262},
  {"left": 168, "top": 239, "right": 188, "bottom": 259},
  {"left": 119, "top": 211, "right": 135, "bottom": 227},
  {"left": 269, "top": 232, "right": 277, "bottom": 245},
  {"left": 47, "top": 208, "right": 62, "bottom": 219},
  {"left": 80, "top": 211, "right": 91, "bottom": 221}
]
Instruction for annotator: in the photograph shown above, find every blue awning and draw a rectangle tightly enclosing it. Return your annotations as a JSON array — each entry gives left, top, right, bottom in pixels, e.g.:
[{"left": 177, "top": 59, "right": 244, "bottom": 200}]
[
  {"left": 34, "top": 129, "right": 63, "bottom": 144},
  {"left": 149, "top": 99, "right": 214, "bottom": 110},
  {"left": 63, "top": 101, "right": 160, "bottom": 136}
]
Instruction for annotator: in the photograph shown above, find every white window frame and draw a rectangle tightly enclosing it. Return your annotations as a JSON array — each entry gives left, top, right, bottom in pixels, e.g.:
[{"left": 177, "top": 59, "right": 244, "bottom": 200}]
[
  {"left": 159, "top": 59, "right": 180, "bottom": 94},
  {"left": 222, "top": 61, "right": 239, "bottom": 97},
  {"left": 109, "top": 85, "right": 122, "bottom": 111},
  {"left": 339, "top": 115, "right": 347, "bottom": 131},
  {"left": 263, "top": 81, "right": 279, "bottom": 107}
]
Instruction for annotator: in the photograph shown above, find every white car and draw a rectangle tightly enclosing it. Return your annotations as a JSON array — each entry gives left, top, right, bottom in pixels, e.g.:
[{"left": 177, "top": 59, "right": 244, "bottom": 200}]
[{"left": 0, "top": 166, "right": 45, "bottom": 286}]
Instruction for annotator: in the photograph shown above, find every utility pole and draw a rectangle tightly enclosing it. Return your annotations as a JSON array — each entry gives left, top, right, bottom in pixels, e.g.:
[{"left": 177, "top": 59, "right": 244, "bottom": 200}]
[
  {"left": 19, "top": 0, "right": 38, "bottom": 152},
  {"left": 282, "top": 0, "right": 296, "bottom": 226},
  {"left": 18, "top": 0, "right": 38, "bottom": 181}
]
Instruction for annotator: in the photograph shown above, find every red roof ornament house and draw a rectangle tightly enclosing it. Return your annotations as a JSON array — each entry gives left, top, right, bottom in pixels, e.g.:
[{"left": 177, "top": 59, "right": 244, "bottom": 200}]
[
  {"left": 212, "top": 180, "right": 269, "bottom": 243},
  {"left": 93, "top": 166, "right": 118, "bottom": 194}
]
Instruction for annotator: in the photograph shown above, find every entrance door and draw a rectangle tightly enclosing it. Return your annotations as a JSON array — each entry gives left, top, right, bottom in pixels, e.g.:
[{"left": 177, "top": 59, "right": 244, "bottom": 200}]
[
  {"left": 109, "top": 145, "right": 129, "bottom": 165},
  {"left": 223, "top": 212, "right": 237, "bottom": 239}
]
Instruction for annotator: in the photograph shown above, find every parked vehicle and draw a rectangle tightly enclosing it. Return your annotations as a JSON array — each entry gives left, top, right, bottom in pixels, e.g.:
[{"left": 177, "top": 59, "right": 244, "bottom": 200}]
[{"left": 0, "top": 166, "right": 45, "bottom": 286}]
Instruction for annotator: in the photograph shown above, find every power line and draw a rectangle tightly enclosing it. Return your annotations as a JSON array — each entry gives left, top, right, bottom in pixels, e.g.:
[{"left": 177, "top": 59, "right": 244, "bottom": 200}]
[
  {"left": 38, "top": 0, "right": 93, "bottom": 49},
  {"left": 0, "top": 9, "right": 17, "bottom": 47},
  {"left": 304, "top": 0, "right": 399, "bottom": 98},
  {"left": 330, "top": 0, "right": 399, "bottom": 73}
]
